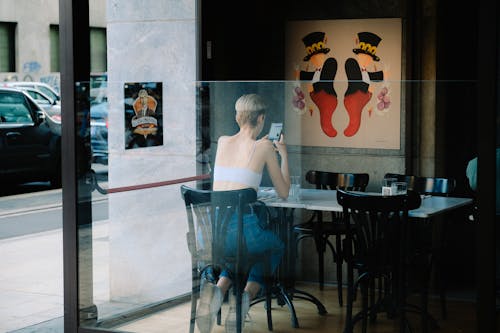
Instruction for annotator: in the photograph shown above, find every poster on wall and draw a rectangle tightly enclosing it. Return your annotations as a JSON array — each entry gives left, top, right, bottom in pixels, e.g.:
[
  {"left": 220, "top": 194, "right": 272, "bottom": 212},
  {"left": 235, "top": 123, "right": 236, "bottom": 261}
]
[
  {"left": 285, "top": 18, "right": 402, "bottom": 149},
  {"left": 124, "top": 82, "right": 163, "bottom": 149}
]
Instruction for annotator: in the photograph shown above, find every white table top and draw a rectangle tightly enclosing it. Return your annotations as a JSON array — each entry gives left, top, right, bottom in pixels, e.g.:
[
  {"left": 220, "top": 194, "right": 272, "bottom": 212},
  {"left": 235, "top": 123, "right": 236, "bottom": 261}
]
[{"left": 258, "top": 188, "right": 473, "bottom": 219}]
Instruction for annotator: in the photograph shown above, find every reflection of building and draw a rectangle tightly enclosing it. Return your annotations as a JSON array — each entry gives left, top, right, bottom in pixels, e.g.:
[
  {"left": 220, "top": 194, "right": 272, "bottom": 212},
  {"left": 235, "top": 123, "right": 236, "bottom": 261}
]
[{"left": 0, "top": 0, "right": 106, "bottom": 90}]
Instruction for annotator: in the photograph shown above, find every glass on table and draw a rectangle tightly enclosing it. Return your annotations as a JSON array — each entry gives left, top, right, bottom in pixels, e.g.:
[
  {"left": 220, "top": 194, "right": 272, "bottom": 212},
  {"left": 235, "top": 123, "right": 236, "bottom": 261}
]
[
  {"left": 289, "top": 176, "right": 301, "bottom": 201},
  {"left": 382, "top": 177, "right": 397, "bottom": 196},
  {"left": 391, "top": 181, "right": 407, "bottom": 195}
]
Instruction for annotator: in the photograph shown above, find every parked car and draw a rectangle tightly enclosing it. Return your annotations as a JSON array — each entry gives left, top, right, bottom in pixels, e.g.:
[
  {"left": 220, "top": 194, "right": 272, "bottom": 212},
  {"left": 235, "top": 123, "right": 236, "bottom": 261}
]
[
  {"left": 16, "top": 87, "right": 62, "bottom": 134},
  {"left": 90, "top": 100, "right": 108, "bottom": 164},
  {"left": 0, "top": 87, "right": 61, "bottom": 187},
  {"left": 1, "top": 81, "right": 60, "bottom": 103},
  {"left": 20, "top": 87, "right": 58, "bottom": 108}
]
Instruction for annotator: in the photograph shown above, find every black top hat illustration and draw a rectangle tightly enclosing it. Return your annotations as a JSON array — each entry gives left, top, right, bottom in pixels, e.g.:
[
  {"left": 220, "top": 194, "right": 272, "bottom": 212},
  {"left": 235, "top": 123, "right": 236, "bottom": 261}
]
[
  {"left": 353, "top": 32, "right": 382, "bottom": 62},
  {"left": 302, "top": 31, "right": 330, "bottom": 61}
]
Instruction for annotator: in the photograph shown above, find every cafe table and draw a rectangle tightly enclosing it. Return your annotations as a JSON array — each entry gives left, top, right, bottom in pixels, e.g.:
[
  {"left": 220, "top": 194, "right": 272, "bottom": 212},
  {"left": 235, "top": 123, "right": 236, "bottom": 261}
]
[{"left": 257, "top": 187, "right": 473, "bottom": 329}]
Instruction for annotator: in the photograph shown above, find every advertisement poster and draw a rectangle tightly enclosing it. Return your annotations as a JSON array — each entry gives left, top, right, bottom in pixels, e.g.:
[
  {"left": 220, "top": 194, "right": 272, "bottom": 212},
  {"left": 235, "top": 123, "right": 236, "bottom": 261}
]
[
  {"left": 124, "top": 82, "right": 163, "bottom": 149},
  {"left": 286, "top": 18, "right": 402, "bottom": 149}
]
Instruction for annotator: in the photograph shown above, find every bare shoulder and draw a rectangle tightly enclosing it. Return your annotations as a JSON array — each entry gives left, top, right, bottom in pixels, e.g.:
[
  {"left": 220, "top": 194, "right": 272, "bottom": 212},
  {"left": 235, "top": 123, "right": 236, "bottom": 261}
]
[
  {"left": 217, "top": 135, "right": 230, "bottom": 145},
  {"left": 255, "top": 137, "right": 275, "bottom": 157}
]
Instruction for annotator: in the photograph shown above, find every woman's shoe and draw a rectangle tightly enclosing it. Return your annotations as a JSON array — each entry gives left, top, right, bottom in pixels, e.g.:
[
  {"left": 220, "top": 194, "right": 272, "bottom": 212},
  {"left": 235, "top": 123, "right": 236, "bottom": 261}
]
[{"left": 196, "top": 282, "right": 223, "bottom": 333}]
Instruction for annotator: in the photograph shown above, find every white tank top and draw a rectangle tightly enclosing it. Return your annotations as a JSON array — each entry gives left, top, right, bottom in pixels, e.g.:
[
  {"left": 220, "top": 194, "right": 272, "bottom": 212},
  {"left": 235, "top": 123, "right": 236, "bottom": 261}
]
[
  {"left": 213, "top": 141, "right": 262, "bottom": 189},
  {"left": 213, "top": 165, "right": 263, "bottom": 189}
]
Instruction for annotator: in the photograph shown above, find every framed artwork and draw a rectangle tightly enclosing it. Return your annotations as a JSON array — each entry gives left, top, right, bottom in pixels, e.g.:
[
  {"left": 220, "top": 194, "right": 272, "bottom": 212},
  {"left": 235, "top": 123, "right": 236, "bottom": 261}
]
[
  {"left": 124, "top": 82, "right": 163, "bottom": 149},
  {"left": 285, "top": 18, "right": 402, "bottom": 149}
]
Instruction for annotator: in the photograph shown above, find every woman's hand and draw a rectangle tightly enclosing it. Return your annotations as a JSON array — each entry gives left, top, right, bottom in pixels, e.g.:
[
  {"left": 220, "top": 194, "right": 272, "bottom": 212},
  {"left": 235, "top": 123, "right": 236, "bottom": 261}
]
[
  {"left": 262, "top": 133, "right": 290, "bottom": 199},
  {"left": 273, "top": 133, "right": 288, "bottom": 157},
  {"left": 263, "top": 133, "right": 287, "bottom": 157}
]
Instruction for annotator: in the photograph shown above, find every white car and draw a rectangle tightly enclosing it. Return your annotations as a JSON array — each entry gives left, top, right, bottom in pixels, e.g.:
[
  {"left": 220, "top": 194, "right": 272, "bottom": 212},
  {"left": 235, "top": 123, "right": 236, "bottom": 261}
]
[{"left": 1, "top": 81, "right": 60, "bottom": 104}]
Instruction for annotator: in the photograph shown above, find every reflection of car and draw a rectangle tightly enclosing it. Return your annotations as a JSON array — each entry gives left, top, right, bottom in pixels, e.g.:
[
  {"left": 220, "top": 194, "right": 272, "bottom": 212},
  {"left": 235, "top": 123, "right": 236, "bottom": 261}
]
[
  {"left": 90, "top": 100, "right": 108, "bottom": 164},
  {"left": 1, "top": 81, "right": 60, "bottom": 103},
  {"left": 10, "top": 87, "right": 63, "bottom": 135},
  {"left": 19, "top": 87, "right": 59, "bottom": 110},
  {"left": 90, "top": 73, "right": 107, "bottom": 103},
  {"left": 0, "top": 88, "right": 61, "bottom": 187}
]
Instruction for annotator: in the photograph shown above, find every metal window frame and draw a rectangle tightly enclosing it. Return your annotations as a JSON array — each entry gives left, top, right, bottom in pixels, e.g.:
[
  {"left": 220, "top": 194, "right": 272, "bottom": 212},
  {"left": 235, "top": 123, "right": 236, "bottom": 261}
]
[{"left": 60, "top": 0, "right": 91, "bottom": 332}]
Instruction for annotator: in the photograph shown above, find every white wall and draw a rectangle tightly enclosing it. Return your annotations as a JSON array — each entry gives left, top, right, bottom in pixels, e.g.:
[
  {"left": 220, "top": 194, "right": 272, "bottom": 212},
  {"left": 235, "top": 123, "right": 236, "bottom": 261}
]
[{"left": 106, "top": 0, "right": 197, "bottom": 303}]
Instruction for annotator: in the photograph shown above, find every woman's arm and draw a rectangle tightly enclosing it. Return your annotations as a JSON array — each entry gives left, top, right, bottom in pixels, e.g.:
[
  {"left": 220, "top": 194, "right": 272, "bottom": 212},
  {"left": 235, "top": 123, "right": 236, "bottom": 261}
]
[{"left": 263, "top": 134, "right": 290, "bottom": 199}]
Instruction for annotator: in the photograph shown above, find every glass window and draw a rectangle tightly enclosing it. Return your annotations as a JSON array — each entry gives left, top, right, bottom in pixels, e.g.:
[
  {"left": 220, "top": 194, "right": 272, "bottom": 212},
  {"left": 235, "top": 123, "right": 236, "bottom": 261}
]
[
  {"left": 90, "top": 27, "right": 107, "bottom": 73},
  {"left": 50, "top": 25, "right": 59, "bottom": 72},
  {"left": 50, "top": 25, "right": 107, "bottom": 74},
  {"left": 0, "top": 22, "right": 16, "bottom": 72}
]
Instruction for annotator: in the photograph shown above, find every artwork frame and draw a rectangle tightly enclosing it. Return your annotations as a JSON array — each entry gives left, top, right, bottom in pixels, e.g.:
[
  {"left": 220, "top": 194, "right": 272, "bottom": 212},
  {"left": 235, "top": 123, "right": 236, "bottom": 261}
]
[{"left": 285, "top": 18, "right": 403, "bottom": 149}]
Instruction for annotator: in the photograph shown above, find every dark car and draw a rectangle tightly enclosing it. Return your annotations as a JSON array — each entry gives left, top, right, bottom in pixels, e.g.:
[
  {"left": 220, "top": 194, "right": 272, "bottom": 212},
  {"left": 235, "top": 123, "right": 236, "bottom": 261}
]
[{"left": 0, "top": 88, "right": 61, "bottom": 187}]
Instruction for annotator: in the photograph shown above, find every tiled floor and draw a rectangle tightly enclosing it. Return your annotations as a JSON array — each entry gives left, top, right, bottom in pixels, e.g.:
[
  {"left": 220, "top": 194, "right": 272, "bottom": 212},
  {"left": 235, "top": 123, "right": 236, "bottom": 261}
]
[{"left": 115, "top": 282, "right": 479, "bottom": 333}]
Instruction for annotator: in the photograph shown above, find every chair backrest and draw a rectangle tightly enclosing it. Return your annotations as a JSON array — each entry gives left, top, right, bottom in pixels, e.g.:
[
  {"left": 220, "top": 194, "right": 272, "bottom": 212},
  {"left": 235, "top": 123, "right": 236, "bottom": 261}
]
[
  {"left": 384, "top": 173, "right": 456, "bottom": 196},
  {"left": 180, "top": 185, "right": 258, "bottom": 275},
  {"left": 306, "top": 170, "right": 369, "bottom": 191},
  {"left": 414, "top": 176, "right": 456, "bottom": 196},
  {"left": 336, "top": 189, "right": 421, "bottom": 269}
]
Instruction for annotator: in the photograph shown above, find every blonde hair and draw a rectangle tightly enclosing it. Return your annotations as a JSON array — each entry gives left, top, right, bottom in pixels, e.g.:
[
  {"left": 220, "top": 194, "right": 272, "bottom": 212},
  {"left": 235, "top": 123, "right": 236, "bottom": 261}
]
[{"left": 235, "top": 94, "right": 266, "bottom": 127}]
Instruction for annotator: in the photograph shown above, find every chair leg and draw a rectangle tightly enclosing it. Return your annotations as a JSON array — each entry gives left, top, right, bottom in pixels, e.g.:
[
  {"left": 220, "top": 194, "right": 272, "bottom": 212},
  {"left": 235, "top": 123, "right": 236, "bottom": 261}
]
[
  {"left": 266, "top": 288, "right": 273, "bottom": 331},
  {"left": 336, "top": 235, "right": 344, "bottom": 306},
  {"left": 421, "top": 279, "right": 429, "bottom": 333},
  {"left": 437, "top": 242, "right": 448, "bottom": 319},
  {"left": 344, "top": 264, "right": 354, "bottom": 333},
  {"left": 190, "top": 272, "right": 199, "bottom": 333},
  {"left": 369, "top": 277, "right": 376, "bottom": 323},
  {"left": 361, "top": 281, "right": 369, "bottom": 333},
  {"left": 190, "top": 294, "right": 197, "bottom": 333},
  {"left": 314, "top": 235, "right": 327, "bottom": 290},
  {"left": 265, "top": 262, "right": 274, "bottom": 331},
  {"left": 217, "top": 291, "right": 228, "bottom": 325},
  {"left": 236, "top": 289, "right": 243, "bottom": 333}
]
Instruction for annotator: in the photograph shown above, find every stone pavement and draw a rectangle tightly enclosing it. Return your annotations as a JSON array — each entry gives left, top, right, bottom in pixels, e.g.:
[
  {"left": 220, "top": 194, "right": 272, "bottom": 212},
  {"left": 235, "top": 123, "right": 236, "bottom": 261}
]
[
  {"left": 0, "top": 179, "right": 108, "bottom": 333},
  {"left": 0, "top": 227, "right": 64, "bottom": 332}
]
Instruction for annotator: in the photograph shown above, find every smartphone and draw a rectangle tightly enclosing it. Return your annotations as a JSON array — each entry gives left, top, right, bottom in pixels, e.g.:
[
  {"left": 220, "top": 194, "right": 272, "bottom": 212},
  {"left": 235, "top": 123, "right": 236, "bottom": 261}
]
[{"left": 268, "top": 122, "right": 283, "bottom": 141}]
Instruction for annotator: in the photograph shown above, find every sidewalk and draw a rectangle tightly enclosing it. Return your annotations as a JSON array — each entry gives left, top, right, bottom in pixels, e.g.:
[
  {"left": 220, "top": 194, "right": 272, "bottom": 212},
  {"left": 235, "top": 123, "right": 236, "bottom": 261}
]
[
  {"left": 0, "top": 220, "right": 110, "bottom": 333},
  {"left": 0, "top": 228, "right": 64, "bottom": 332},
  {"left": 0, "top": 180, "right": 109, "bottom": 333}
]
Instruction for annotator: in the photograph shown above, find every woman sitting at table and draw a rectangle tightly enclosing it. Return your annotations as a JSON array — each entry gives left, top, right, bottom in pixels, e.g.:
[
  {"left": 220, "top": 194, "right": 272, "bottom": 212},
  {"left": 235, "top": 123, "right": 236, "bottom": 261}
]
[{"left": 197, "top": 93, "right": 290, "bottom": 333}]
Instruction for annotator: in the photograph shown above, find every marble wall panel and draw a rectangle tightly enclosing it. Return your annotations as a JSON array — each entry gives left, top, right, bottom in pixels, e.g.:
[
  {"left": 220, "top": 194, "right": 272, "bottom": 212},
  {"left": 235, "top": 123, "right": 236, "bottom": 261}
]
[{"left": 107, "top": 0, "right": 194, "bottom": 22}]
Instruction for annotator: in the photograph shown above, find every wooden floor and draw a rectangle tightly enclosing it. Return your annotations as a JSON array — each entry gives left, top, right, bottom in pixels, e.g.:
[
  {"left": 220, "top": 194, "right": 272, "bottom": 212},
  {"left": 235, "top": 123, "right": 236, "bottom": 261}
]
[{"left": 116, "top": 282, "right": 485, "bottom": 333}]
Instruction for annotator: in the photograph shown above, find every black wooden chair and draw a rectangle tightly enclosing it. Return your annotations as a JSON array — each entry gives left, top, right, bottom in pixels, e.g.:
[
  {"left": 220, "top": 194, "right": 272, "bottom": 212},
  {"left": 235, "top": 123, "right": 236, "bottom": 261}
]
[
  {"left": 180, "top": 185, "right": 274, "bottom": 333},
  {"left": 293, "top": 170, "right": 369, "bottom": 306},
  {"left": 384, "top": 173, "right": 457, "bottom": 319},
  {"left": 337, "top": 188, "right": 422, "bottom": 333}
]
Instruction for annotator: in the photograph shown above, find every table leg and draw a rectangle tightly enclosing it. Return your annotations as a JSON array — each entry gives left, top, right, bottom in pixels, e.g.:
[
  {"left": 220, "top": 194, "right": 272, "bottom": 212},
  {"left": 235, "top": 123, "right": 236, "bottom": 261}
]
[{"left": 272, "top": 206, "right": 328, "bottom": 327}]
